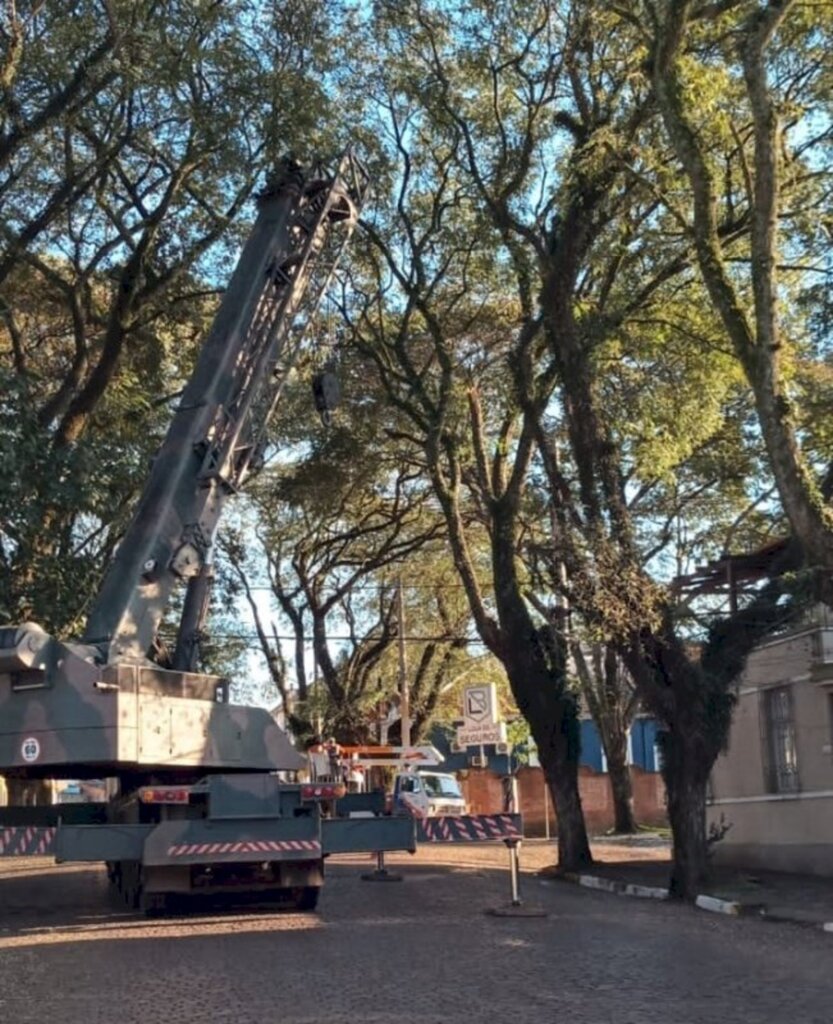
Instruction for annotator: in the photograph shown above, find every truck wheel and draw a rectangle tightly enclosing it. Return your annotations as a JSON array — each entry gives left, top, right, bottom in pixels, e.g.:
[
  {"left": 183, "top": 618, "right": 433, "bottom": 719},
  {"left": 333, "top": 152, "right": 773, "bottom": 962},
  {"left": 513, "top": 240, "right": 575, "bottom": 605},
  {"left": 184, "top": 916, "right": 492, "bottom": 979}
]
[
  {"left": 142, "top": 892, "right": 170, "bottom": 918},
  {"left": 119, "top": 861, "right": 142, "bottom": 910},
  {"left": 293, "top": 886, "right": 320, "bottom": 912}
]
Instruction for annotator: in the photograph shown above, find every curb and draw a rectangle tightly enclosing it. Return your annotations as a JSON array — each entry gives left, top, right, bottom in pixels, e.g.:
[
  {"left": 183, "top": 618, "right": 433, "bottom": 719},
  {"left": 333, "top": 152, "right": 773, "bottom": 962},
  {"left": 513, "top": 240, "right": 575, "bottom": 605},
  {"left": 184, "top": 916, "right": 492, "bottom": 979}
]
[
  {"left": 695, "top": 894, "right": 741, "bottom": 916},
  {"left": 559, "top": 871, "right": 668, "bottom": 901},
  {"left": 692, "top": 892, "right": 745, "bottom": 917},
  {"left": 554, "top": 872, "right": 833, "bottom": 932}
]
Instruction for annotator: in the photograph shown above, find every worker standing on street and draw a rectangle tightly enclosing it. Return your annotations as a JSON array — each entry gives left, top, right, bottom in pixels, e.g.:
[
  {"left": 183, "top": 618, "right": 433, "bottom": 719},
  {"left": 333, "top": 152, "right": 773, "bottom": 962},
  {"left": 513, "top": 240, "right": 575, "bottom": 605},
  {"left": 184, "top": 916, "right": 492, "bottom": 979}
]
[
  {"left": 307, "top": 736, "right": 324, "bottom": 781},
  {"left": 348, "top": 756, "right": 365, "bottom": 793},
  {"left": 325, "top": 736, "right": 342, "bottom": 782}
]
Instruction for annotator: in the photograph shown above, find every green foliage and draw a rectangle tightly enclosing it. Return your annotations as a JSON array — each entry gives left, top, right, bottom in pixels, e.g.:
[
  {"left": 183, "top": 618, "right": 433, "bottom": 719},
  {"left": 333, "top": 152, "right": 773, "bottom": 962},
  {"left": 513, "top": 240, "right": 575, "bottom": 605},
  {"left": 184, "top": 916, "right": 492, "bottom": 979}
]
[
  {"left": 0, "top": 1, "right": 342, "bottom": 634},
  {"left": 2, "top": 0, "right": 832, "bottom": 888}
]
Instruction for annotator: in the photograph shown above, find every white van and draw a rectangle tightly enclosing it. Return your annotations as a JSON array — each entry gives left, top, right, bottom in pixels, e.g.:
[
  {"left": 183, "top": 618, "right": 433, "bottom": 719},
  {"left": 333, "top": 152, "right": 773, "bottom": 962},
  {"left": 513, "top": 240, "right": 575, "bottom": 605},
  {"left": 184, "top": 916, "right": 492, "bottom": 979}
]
[{"left": 393, "top": 769, "right": 466, "bottom": 818}]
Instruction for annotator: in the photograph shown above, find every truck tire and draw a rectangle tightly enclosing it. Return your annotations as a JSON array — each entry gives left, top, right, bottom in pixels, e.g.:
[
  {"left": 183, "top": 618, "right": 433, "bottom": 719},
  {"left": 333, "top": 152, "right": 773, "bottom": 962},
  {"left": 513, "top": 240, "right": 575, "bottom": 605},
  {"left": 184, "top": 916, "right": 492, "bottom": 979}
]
[
  {"left": 293, "top": 885, "right": 320, "bottom": 912},
  {"left": 142, "top": 892, "right": 171, "bottom": 918},
  {"left": 117, "top": 860, "right": 143, "bottom": 910}
]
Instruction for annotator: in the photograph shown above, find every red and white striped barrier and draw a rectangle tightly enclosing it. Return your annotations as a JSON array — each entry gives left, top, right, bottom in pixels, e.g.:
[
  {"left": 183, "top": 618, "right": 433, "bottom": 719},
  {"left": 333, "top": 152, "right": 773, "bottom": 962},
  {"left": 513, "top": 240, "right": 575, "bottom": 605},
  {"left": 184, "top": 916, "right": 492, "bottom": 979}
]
[
  {"left": 0, "top": 826, "right": 57, "bottom": 857},
  {"left": 417, "top": 814, "right": 522, "bottom": 843}
]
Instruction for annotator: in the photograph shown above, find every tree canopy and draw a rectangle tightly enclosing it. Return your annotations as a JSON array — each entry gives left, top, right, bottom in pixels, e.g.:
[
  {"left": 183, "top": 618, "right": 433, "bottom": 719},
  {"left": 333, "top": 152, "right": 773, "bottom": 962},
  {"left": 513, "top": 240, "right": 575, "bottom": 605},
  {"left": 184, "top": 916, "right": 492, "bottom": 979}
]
[{"left": 2, "top": 0, "right": 832, "bottom": 896}]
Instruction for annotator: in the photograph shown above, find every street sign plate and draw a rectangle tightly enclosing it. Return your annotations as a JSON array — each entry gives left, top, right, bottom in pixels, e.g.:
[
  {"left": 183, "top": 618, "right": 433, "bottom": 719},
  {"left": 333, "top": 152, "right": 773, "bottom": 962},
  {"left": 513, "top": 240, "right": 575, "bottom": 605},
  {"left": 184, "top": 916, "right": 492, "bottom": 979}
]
[
  {"left": 455, "top": 722, "right": 507, "bottom": 747},
  {"left": 462, "top": 683, "right": 497, "bottom": 727}
]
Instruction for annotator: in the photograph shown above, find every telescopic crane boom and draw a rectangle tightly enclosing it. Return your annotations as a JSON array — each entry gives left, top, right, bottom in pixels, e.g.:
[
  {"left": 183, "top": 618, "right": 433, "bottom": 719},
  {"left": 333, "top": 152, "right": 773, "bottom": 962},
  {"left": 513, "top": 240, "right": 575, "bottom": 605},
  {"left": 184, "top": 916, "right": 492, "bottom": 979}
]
[
  {"left": 0, "top": 151, "right": 369, "bottom": 780},
  {"left": 85, "top": 151, "right": 368, "bottom": 666},
  {"left": 0, "top": 151, "right": 422, "bottom": 917}
]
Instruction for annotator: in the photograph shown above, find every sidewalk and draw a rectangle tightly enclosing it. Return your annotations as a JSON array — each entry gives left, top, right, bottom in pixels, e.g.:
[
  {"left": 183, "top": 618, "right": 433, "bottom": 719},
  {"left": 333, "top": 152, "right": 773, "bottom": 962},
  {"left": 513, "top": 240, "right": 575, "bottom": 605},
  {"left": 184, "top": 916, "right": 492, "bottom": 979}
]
[{"left": 549, "top": 835, "right": 833, "bottom": 931}]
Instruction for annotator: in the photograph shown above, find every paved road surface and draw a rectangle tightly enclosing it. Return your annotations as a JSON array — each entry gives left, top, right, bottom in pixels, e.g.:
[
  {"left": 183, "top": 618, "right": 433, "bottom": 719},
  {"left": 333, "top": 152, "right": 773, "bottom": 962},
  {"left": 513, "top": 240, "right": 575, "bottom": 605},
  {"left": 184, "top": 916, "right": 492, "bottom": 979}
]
[{"left": 1, "top": 845, "right": 831, "bottom": 1024}]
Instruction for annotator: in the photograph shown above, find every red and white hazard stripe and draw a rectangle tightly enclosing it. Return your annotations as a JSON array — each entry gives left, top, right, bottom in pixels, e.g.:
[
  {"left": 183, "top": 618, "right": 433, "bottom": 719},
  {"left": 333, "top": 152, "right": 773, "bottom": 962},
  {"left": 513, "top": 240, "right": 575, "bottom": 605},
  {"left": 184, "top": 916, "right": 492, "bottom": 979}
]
[
  {"left": 166, "top": 838, "right": 321, "bottom": 858},
  {"left": 415, "top": 813, "right": 522, "bottom": 843},
  {"left": 0, "top": 826, "right": 56, "bottom": 857},
  {"left": 453, "top": 817, "right": 471, "bottom": 840}
]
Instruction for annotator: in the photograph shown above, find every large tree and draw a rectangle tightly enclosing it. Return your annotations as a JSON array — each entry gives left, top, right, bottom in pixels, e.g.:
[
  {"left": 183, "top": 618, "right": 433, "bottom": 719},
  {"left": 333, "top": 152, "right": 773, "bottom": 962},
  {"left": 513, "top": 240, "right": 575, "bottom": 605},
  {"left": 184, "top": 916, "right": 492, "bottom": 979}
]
[
  {"left": 340, "top": 0, "right": 812, "bottom": 894},
  {"left": 0, "top": 1, "right": 338, "bottom": 631},
  {"left": 221, "top": 470, "right": 448, "bottom": 740},
  {"left": 334, "top": 3, "right": 594, "bottom": 870},
  {"left": 651, "top": 0, "right": 833, "bottom": 570}
]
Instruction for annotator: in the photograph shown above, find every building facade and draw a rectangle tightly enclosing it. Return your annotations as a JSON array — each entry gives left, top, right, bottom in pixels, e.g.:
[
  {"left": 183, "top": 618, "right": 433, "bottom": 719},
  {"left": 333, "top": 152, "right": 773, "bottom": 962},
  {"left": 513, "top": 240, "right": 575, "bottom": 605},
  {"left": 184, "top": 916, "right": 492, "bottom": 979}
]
[{"left": 707, "top": 611, "right": 833, "bottom": 876}]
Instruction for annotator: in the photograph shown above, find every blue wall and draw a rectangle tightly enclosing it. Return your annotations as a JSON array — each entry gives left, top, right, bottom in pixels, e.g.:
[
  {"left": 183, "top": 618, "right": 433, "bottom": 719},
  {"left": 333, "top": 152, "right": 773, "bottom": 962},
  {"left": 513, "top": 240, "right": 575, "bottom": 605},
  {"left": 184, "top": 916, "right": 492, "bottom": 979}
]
[
  {"left": 630, "top": 718, "right": 659, "bottom": 772},
  {"left": 431, "top": 718, "right": 660, "bottom": 774},
  {"left": 580, "top": 720, "right": 604, "bottom": 771},
  {"left": 580, "top": 718, "right": 659, "bottom": 772}
]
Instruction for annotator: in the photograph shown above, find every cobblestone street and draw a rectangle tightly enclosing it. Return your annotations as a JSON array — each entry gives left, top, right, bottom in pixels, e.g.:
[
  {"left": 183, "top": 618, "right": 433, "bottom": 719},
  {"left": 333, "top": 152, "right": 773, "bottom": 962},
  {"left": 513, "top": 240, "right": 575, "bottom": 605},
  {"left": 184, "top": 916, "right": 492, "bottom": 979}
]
[{"left": 1, "top": 843, "right": 831, "bottom": 1024}]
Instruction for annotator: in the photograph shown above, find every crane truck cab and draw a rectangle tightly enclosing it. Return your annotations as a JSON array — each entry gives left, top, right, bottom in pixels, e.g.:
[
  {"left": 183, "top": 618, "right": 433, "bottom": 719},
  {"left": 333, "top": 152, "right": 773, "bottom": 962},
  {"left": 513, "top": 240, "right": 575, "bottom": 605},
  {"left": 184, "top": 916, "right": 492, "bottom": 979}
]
[{"left": 393, "top": 768, "right": 466, "bottom": 818}]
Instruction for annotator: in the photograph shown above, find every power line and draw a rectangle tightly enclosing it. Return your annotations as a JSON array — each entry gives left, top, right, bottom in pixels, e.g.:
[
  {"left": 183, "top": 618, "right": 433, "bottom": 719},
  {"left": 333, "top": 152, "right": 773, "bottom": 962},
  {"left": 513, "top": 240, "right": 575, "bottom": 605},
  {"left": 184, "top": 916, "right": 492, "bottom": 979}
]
[
  {"left": 163, "top": 631, "right": 487, "bottom": 645},
  {"left": 238, "top": 581, "right": 493, "bottom": 593},
  {"left": 215, "top": 634, "right": 482, "bottom": 644}
]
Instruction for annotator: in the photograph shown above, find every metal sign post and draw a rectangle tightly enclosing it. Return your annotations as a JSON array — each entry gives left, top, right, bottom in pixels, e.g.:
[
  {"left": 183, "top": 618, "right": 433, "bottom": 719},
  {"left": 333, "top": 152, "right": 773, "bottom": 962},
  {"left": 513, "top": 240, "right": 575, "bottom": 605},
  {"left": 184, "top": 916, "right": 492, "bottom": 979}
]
[
  {"left": 508, "top": 839, "right": 522, "bottom": 906},
  {"left": 486, "top": 838, "right": 548, "bottom": 919},
  {"left": 398, "top": 575, "right": 411, "bottom": 748}
]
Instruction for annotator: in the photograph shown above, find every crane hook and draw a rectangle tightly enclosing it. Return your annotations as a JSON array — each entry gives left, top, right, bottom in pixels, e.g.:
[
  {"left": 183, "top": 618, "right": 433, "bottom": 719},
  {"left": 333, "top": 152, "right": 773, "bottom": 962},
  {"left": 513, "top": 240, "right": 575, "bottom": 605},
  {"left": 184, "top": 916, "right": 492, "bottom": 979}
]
[{"left": 312, "top": 368, "right": 340, "bottom": 428}]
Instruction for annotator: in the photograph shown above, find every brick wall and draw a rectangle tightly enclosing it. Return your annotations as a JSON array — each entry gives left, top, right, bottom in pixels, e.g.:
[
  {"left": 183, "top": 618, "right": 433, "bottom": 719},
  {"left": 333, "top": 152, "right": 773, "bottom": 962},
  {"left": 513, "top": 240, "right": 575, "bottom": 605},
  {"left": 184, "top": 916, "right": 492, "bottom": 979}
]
[{"left": 460, "top": 765, "right": 667, "bottom": 835}]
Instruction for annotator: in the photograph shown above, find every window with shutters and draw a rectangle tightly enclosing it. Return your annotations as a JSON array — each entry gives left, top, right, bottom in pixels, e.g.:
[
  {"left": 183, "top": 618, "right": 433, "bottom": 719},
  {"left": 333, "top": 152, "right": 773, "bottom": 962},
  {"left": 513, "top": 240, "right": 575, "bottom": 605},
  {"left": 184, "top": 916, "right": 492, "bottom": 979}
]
[{"left": 763, "top": 686, "right": 800, "bottom": 794}]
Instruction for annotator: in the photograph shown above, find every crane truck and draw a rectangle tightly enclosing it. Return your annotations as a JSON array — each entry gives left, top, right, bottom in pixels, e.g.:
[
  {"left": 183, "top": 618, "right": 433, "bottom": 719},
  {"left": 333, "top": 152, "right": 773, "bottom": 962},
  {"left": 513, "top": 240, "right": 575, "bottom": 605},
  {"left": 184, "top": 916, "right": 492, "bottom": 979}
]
[{"left": 0, "top": 151, "right": 415, "bottom": 913}]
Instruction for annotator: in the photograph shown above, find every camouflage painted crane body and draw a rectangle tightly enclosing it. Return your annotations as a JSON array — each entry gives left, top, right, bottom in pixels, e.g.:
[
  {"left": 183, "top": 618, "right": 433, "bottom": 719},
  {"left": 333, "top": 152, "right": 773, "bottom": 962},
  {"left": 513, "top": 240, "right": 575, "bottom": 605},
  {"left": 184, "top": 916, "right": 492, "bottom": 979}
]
[{"left": 0, "top": 154, "right": 365, "bottom": 784}]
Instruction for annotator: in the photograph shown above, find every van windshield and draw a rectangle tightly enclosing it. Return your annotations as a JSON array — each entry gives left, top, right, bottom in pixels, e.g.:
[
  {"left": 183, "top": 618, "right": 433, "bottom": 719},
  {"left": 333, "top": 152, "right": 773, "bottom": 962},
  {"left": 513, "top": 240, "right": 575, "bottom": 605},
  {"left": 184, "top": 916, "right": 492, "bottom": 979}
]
[{"left": 421, "top": 774, "right": 462, "bottom": 798}]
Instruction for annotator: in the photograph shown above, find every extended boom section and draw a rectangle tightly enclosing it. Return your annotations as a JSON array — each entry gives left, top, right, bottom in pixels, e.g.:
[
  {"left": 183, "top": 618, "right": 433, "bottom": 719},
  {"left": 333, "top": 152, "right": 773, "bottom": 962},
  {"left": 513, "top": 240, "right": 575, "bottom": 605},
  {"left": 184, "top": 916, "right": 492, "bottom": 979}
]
[
  {"left": 85, "top": 152, "right": 369, "bottom": 663},
  {"left": 0, "top": 153, "right": 367, "bottom": 783}
]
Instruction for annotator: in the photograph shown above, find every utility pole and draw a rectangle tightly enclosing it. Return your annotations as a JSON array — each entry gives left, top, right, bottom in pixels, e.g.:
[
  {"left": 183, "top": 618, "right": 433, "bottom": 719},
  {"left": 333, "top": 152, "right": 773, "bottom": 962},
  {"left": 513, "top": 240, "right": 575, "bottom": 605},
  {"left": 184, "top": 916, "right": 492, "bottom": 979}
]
[{"left": 398, "top": 574, "right": 411, "bottom": 747}]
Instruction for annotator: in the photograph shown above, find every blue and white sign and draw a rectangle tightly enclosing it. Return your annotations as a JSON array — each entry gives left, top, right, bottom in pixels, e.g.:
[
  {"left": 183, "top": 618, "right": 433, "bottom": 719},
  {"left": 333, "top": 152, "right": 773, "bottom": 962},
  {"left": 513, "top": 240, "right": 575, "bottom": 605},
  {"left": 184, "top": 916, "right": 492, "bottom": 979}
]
[{"left": 462, "top": 683, "right": 497, "bottom": 727}]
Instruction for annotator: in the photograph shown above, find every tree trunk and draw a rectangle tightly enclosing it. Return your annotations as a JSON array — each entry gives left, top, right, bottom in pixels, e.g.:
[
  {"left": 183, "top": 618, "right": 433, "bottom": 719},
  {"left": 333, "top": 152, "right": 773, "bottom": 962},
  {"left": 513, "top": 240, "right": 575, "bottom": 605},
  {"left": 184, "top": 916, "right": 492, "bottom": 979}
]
[
  {"left": 550, "top": 768, "right": 593, "bottom": 869},
  {"left": 487, "top": 493, "right": 592, "bottom": 871},
  {"left": 664, "top": 754, "right": 709, "bottom": 900},
  {"left": 536, "top": 721, "right": 593, "bottom": 871},
  {"left": 606, "top": 752, "right": 637, "bottom": 834}
]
